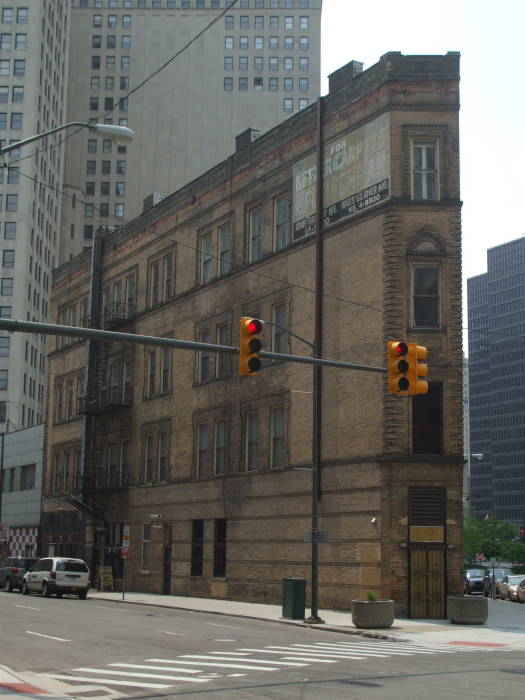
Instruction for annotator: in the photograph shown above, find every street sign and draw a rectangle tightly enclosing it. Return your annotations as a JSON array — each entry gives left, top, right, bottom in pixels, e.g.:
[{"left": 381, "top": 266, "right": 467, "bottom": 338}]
[
  {"left": 121, "top": 546, "right": 129, "bottom": 559},
  {"left": 304, "top": 531, "right": 328, "bottom": 543},
  {"left": 476, "top": 553, "right": 485, "bottom": 561},
  {"left": 122, "top": 524, "right": 130, "bottom": 549}
]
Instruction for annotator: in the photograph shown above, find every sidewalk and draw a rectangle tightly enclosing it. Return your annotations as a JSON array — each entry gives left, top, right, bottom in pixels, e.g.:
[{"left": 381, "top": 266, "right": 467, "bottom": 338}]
[
  {"left": 0, "top": 665, "right": 66, "bottom": 700},
  {"left": 86, "top": 590, "right": 525, "bottom": 651}
]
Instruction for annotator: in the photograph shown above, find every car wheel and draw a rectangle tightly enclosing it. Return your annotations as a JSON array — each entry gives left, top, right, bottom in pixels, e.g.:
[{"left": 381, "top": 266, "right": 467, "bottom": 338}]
[
  {"left": 78, "top": 590, "right": 87, "bottom": 600},
  {"left": 4, "top": 577, "right": 13, "bottom": 592},
  {"left": 21, "top": 581, "right": 29, "bottom": 595},
  {"left": 42, "top": 582, "right": 51, "bottom": 598},
  {"left": 56, "top": 591, "right": 63, "bottom": 598}
]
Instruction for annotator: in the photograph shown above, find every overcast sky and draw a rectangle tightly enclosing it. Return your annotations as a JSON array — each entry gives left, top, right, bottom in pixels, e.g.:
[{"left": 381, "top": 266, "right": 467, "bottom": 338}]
[{"left": 320, "top": 0, "right": 525, "bottom": 331}]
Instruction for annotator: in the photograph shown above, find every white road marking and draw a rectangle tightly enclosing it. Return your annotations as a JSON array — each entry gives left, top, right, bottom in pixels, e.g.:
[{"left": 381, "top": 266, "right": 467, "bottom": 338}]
[
  {"left": 14, "top": 605, "right": 40, "bottom": 611},
  {"left": 147, "top": 658, "right": 278, "bottom": 671},
  {"left": 332, "top": 642, "right": 452, "bottom": 654},
  {"left": 209, "top": 651, "right": 250, "bottom": 656},
  {"left": 110, "top": 663, "right": 200, "bottom": 674},
  {"left": 26, "top": 630, "right": 70, "bottom": 642},
  {"left": 232, "top": 649, "right": 340, "bottom": 663},
  {"left": 181, "top": 655, "right": 307, "bottom": 667},
  {"left": 206, "top": 622, "right": 246, "bottom": 630},
  {"left": 156, "top": 630, "right": 186, "bottom": 636},
  {"left": 282, "top": 656, "right": 338, "bottom": 663},
  {"left": 263, "top": 646, "right": 367, "bottom": 660},
  {"left": 316, "top": 643, "right": 414, "bottom": 655},
  {"left": 45, "top": 674, "right": 172, "bottom": 689},
  {"left": 72, "top": 668, "right": 208, "bottom": 683}
]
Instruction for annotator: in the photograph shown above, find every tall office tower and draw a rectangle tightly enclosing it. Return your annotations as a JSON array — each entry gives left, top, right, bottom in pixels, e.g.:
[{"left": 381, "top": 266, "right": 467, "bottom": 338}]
[
  {"left": 60, "top": 0, "right": 322, "bottom": 263},
  {"left": 0, "top": 2, "right": 70, "bottom": 431},
  {"left": 468, "top": 237, "right": 525, "bottom": 528}
]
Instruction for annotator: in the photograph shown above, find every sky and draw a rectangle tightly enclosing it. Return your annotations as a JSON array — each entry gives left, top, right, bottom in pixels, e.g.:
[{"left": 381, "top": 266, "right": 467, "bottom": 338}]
[{"left": 320, "top": 0, "right": 525, "bottom": 335}]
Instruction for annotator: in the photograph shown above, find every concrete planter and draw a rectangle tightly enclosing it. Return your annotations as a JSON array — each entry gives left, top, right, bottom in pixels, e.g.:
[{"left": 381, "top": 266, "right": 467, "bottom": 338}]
[
  {"left": 351, "top": 600, "right": 394, "bottom": 628},
  {"left": 447, "top": 595, "right": 488, "bottom": 624}
]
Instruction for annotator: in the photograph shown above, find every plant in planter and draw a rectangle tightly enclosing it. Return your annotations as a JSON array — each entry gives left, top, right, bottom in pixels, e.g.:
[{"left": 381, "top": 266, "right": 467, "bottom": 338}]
[{"left": 351, "top": 591, "right": 395, "bottom": 628}]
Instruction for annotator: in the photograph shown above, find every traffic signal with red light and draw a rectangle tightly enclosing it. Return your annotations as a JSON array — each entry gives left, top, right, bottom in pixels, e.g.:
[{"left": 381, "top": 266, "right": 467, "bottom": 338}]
[
  {"left": 387, "top": 341, "right": 429, "bottom": 395},
  {"left": 387, "top": 341, "right": 410, "bottom": 394},
  {"left": 239, "top": 317, "right": 263, "bottom": 376}
]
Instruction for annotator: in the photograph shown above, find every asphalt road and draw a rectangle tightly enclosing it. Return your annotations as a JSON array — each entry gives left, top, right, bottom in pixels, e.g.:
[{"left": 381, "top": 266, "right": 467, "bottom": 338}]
[{"left": 1, "top": 591, "right": 524, "bottom": 699}]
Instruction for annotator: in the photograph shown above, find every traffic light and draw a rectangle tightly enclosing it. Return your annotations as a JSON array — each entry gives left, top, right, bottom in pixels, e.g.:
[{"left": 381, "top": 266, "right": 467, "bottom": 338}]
[
  {"left": 407, "top": 344, "right": 428, "bottom": 395},
  {"left": 387, "top": 341, "right": 410, "bottom": 394},
  {"left": 239, "top": 317, "right": 263, "bottom": 376},
  {"left": 387, "top": 341, "right": 429, "bottom": 395}
]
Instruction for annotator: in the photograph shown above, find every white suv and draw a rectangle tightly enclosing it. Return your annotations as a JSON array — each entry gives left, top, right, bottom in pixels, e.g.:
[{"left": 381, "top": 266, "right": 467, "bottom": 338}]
[{"left": 21, "top": 557, "right": 90, "bottom": 599}]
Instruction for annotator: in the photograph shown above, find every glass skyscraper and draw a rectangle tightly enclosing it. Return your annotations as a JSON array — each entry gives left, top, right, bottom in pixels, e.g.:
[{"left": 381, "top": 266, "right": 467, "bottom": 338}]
[{"left": 468, "top": 237, "right": 525, "bottom": 527}]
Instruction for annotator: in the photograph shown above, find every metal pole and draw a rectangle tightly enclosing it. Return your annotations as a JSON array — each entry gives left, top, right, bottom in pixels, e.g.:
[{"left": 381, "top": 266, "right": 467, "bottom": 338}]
[
  {"left": 305, "top": 341, "right": 324, "bottom": 624},
  {"left": 0, "top": 432, "right": 4, "bottom": 526},
  {"left": 0, "top": 318, "right": 386, "bottom": 374}
]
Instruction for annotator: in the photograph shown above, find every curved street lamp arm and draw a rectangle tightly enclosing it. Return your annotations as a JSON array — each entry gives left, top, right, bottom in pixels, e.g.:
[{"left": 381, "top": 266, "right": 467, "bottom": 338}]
[{"left": 0, "top": 121, "right": 95, "bottom": 156}]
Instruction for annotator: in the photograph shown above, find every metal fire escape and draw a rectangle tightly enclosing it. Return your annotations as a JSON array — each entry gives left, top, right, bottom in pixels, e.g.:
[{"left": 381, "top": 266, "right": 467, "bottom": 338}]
[{"left": 68, "top": 229, "right": 135, "bottom": 533}]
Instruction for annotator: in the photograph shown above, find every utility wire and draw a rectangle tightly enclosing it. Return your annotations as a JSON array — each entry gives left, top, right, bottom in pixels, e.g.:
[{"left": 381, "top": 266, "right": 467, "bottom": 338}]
[
  {"left": 6, "top": 1, "right": 239, "bottom": 168},
  {"left": 14, "top": 163, "right": 384, "bottom": 316}
]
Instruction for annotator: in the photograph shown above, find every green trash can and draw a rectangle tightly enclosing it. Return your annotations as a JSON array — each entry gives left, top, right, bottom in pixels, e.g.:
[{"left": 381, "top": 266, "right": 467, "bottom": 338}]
[{"left": 282, "top": 577, "right": 306, "bottom": 619}]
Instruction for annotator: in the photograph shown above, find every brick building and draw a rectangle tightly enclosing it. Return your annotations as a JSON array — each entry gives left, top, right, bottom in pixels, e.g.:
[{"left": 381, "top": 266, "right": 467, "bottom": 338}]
[{"left": 42, "top": 51, "right": 463, "bottom": 617}]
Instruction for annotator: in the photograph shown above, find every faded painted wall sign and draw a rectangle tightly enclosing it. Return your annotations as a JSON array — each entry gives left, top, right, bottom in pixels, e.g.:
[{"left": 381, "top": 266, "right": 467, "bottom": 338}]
[{"left": 292, "top": 113, "right": 390, "bottom": 240}]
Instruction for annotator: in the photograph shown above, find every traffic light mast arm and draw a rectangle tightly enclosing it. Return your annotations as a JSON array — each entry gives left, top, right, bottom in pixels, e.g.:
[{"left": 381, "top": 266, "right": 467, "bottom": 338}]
[{"left": 0, "top": 318, "right": 386, "bottom": 374}]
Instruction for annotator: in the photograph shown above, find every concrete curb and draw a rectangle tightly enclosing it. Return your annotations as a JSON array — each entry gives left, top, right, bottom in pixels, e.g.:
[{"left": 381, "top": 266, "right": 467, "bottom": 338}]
[{"left": 87, "top": 594, "right": 401, "bottom": 642}]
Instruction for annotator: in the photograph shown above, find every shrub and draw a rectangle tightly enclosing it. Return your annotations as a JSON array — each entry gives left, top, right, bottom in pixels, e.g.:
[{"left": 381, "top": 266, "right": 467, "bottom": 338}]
[{"left": 366, "top": 590, "right": 377, "bottom": 602}]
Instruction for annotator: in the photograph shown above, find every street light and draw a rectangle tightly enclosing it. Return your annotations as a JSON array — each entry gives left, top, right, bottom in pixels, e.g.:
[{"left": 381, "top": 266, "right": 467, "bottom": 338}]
[{"left": 0, "top": 121, "right": 134, "bottom": 156}]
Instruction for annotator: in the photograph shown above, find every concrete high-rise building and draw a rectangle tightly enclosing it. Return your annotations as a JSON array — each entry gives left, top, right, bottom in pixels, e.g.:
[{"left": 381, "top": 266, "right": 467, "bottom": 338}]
[
  {"left": 468, "top": 237, "right": 525, "bottom": 528},
  {"left": 0, "top": 1, "right": 70, "bottom": 431},
  {"left": 60, "top": 0, "right": 322, "bottom": 262}
]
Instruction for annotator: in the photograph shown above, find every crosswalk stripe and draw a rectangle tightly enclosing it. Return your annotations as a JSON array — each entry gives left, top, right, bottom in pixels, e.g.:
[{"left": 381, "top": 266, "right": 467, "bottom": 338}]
[
  {"left": 313, "top": 643, "right": 415, "bottom": 656},
  {"left": 147, "top": 658, "right": 278, "bottom": 671},
  {"left": 180, "top": 655, "right": 307, "bottom": 667},
  {"left": 110, "top": 663, "right": 200, "bottom": 674},
  {"left": 263, "top": 646, "right": 367, "bottom": 659},
  {"left": 72, "top": 668, "right": 208, "bottom": 683},
  {"left": 292, "top": 644, "right": 391, "bottom": 658},
  {"left": 281, "top": 657, "right": 338, "bottom": 663},
  {"left": 45, "top": 674, "right": 172, "bottom": 689},
  {"left": 209, "top": 652, "right": 250, "bottom": 656},
  {"left": 340, "top": 644, "right": 454, "bottom": 654},
  {"left": 326, "top": 643, "right": 439, "bottom": 655},
  {"left": 238, "top": 648, "right": 337, "bottom": 662}
]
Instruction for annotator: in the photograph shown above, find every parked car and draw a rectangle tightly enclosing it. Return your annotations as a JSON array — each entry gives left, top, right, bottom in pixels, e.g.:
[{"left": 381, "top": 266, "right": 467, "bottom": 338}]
[
  {"left": 464, "top": 569, "right": 486, "bottom": 595},
  {"left": 483, "top": 568, "right": 513, "bottom": 597},
  {"left": 0, "top": 556, "right": 37, "bottom": 592},
  {"left": 516, "top": 578, "right": 525, "bottom": 604},
  {"left": 21, "top": 557, "right": 90, "bottom": 599},
  {"left": 499, "top": 574, "right": 525, "bottom": 601}
]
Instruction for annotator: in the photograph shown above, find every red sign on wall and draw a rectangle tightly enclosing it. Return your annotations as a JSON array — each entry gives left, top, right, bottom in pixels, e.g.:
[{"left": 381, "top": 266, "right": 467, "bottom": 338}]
[{"left": 121, "top": 546, "right": 129, "bottom": 559}]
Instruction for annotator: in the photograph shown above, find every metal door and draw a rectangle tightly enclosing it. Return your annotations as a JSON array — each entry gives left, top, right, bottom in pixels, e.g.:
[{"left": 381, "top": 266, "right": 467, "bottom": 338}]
[{"left": 409, "top": 543, "right": 445, "bottom": 618}]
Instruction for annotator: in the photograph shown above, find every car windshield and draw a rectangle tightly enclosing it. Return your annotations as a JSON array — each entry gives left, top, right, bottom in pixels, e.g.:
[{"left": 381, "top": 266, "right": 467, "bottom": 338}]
[
  {"left": 508, "top": 576, "right": 524, "bottom": 585},
  {"left": 495, "top": 569, "right": 512, "bottom": 578},
  {"left": 56, "top": 560, "right": 89, "bottom": 572},
  {"left": 20, "top": 558, "right": 36, "bottom": 569},
  {"left": 468, "top": 570, "right": 485, "bottom": 577}
]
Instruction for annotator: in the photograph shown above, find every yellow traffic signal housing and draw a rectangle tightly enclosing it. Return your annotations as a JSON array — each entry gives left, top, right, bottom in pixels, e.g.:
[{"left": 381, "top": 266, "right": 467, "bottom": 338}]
[
  {"left": 387, "top": 341, "right": 429, "bottom": 395},
  {"left": 387, "top": 341, "right": 411, "bottom": 394},
  {"left": 239, "top": 317, "right": 263, "bottom": 376},
  {"left": 407, "top": 344, "right": 428, "bottom": 395}
]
